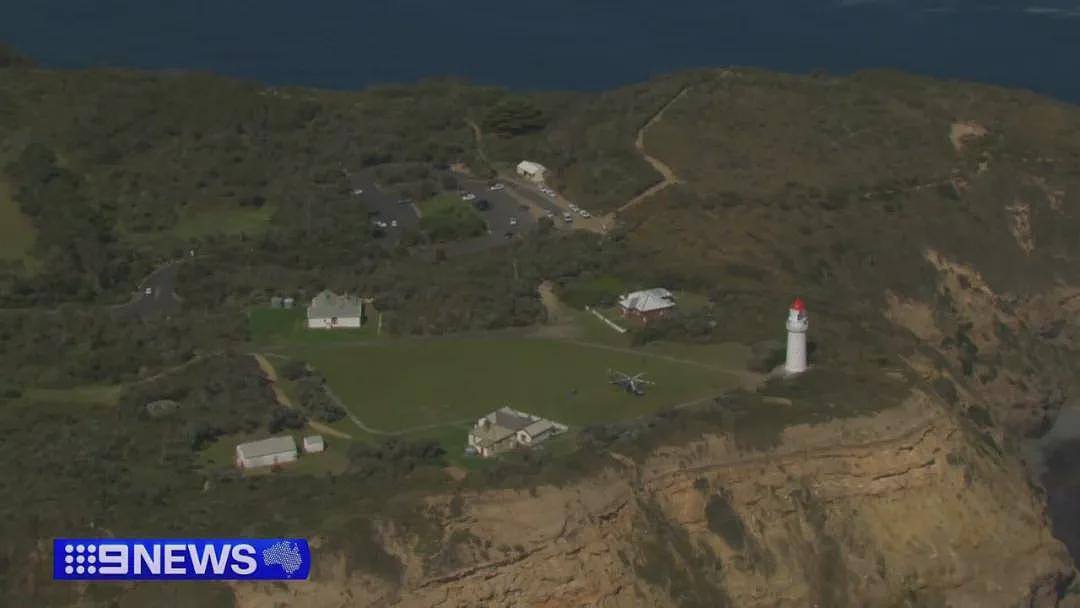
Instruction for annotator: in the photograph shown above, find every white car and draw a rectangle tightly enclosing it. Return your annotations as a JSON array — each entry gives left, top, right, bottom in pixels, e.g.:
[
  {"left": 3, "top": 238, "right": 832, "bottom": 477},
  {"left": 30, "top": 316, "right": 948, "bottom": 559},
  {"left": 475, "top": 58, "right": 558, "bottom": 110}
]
[
  {"left": 352, "top": 188, "right": 363, "bottom": 195},
  {"left": 390, "top": 219, "right": 398, "bottom": 228},
  {"left": 144, "top": 287, "right": 152, "bottom": 296},
  {"left": 544, "top": 210, "right": 554, "bottom": 218},
  {"left": 562, "top": 212, "right": 573, "bottom": 223},
  {"left": 568, "top": 203, "right": 579, "bottom": 212},
  {"left": 489, "top": 183, "right": 505, "bottom": 191},
  {"left": 509, "top": 217, "right": 518, "bottom": 226},
  {"left": 462, "top": 193, "right": 477, "bottom": 201}
]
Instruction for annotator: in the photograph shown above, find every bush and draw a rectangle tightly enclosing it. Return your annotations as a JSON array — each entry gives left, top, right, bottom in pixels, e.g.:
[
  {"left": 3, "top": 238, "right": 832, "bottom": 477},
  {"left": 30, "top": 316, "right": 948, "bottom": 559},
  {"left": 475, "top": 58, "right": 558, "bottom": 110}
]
[
  {"left": 705, "top": 492, "right": 747, "bottom": 549},
  {"left": 279, "top": 359, "right": 309, "bottom": 381},
  {"left": 268, "top": 406, "right": 306, "bottom": 433}
]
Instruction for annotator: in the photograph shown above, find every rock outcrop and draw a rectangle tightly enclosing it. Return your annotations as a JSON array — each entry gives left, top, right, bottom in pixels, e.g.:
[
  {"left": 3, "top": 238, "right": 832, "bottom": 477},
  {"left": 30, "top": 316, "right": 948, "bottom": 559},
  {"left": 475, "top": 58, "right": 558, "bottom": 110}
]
[{"left": 230, "top": 391, "right": 1078, "bottom": 607}]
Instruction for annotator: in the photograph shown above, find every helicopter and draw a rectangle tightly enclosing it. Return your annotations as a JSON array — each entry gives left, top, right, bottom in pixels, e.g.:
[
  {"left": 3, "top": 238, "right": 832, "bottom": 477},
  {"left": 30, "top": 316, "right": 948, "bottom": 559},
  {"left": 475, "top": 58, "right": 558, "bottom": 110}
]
[{"left": 608, "top": 370, "right": 654, "bottom": 396}]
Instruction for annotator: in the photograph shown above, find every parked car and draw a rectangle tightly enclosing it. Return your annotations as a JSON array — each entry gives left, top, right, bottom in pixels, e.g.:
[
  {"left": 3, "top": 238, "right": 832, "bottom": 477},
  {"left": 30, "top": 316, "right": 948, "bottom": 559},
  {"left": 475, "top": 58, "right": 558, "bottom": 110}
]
[
  {"left": 562, "top": 212, "right": 574, "bottom": 223},
  {"left": 489, "top": 183, "right": 505, "bottom": 191},
  {"left": 581, "top": 210, "right": 592, "bottom": 219},
  {"left": 509, "top": 217, "right": 518, "bottom": 226},
  {"left": 352, "top": 188, "right": 363, "bottom": 195},
  {"left": 473, "top": 199, "right": 491, "bottom": 211},
  {"left": 504, "top": 231, "right": 515, "bottom": 239},
  {"left": 390, "top": 219, "right": 398, "bottom": 228},
  {"left": 144, "top": 287, "right": 152, "bottom": 296},
  {"left": 462, "top": 193, "right": 477, "bottom": 201},
  {"left": 544, "top": 210, "right": 555, "bottom": 218},
  {"left": 397, "top": 199, "right": 413, "bottom": 205},
  {"left": 568, "top": 203, "right": 579, "bottom": 212}
]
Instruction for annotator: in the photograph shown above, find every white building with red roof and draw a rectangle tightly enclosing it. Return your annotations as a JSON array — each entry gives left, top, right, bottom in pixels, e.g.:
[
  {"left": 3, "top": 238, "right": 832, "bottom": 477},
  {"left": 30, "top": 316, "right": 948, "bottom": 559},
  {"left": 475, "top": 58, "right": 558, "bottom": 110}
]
[{"left": 785, "top": 297, "right": 809, "bottom": 374}]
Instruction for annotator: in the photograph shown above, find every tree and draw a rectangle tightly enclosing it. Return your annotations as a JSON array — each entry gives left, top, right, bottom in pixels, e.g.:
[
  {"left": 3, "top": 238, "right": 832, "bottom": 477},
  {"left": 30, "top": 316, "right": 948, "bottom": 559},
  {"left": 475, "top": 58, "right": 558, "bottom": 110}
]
[{"left": 482, "top": 99, "right": 547, "bottom": 136}]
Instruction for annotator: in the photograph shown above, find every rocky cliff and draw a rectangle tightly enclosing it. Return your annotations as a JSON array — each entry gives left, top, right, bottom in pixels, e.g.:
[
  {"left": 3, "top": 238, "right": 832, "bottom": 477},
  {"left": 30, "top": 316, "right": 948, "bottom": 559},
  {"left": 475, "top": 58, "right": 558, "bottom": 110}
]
[{"left": 229, "top": 391, "right": 1078, "bottom": 607}]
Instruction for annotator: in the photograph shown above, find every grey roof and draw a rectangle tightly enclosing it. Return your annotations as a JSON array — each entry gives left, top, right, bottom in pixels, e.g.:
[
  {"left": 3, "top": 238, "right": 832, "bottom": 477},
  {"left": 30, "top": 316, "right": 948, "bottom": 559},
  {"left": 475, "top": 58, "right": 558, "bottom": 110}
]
[
  {"left": 619, "top": 288, "right": 676, "bottom": 313},
  {"left": 521, "top": 420, "right": 557, "bottom": 438},
  {"left": 470, "top": 407, "right": 537, "bottom": 448},
  {"left": 236, "top": 436, "right": 297, "bottom": 460},
  {"left": 303, "top": 435, "right": 324, "bottom": 446},
  {"left": 493, "top": 407, "right": 534, "bottom": 432},
  {"left": 307, "top": 290, "right": 363, "bottom": 319}
]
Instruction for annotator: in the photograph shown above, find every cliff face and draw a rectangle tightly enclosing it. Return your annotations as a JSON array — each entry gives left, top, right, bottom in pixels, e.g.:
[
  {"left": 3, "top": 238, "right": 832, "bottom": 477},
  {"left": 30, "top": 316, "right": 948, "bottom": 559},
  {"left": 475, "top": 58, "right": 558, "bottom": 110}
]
[{"left": 229, "top": 392, "right": 1078, "bottom": 607}]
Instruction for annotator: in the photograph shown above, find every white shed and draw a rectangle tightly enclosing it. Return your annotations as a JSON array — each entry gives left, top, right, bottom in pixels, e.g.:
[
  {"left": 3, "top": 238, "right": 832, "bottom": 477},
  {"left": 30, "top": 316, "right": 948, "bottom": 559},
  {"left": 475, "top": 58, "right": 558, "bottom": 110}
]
[
  {"left": 516, "top": 160, "right": 548, "bottom": 183},
  {"left": 235, "top": 436, "right": 298, "bottom": 469},
  {"left": 303, "top": 435, "right": 325, "bottom": 454}
]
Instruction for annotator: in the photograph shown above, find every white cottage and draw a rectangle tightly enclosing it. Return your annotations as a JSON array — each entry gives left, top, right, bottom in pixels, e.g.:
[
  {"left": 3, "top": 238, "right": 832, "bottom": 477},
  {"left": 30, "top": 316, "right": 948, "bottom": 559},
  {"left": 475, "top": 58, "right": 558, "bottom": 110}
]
[
  {"left": 235, "top": 436, "right": 298, "bottom": 469},
  {"left": 306, "top": 290, "right": 363, "bottom": 329},
  {"left": 516, "top": 160, "right": 548, "bottom": 184}
]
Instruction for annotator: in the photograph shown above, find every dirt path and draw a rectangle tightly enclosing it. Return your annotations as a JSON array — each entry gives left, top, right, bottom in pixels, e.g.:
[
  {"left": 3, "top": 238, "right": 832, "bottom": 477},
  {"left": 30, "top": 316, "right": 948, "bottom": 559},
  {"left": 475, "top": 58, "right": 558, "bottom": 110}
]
[
  {"left": 616, "top": 87, "right": 690, "bottom": 214},
  {"left": 252, "top": 352, "right": 355, "bottom": 440},
  {"left": 466, "top": 117, "right": 490, "bottom": 168}
]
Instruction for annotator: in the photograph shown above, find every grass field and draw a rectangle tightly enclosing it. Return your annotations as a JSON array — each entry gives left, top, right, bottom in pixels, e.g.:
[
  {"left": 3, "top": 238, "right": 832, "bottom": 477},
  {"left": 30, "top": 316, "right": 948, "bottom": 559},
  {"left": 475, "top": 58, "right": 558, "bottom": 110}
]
[
  {"left": 0, "top": 178, "right": 36, "bottom": 261},
  {"left": 295, "top": 336, "right": 748, "bottom": 433},
  {"left": 249, "top": 307, "right": 380, "bottom": 346}
]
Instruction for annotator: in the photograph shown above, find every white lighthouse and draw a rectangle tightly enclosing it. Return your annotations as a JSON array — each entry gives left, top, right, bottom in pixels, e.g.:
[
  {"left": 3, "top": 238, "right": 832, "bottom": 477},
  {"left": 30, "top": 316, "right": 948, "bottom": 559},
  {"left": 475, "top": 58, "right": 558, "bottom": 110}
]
[{"left": 784, "top": 297, "right": 808, "bottom": 375}]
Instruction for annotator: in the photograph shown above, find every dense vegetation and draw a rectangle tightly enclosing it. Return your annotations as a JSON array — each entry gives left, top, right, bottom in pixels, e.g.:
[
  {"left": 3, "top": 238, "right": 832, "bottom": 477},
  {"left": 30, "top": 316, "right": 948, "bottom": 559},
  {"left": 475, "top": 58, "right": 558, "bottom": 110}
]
[{"left": 3, "top": 46, "right": 1080, "bottom": 606}]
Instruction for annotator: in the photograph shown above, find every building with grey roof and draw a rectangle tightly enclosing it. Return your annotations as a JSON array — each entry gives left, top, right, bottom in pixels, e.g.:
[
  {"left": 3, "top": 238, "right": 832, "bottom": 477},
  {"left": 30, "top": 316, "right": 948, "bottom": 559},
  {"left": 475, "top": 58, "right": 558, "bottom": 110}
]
[
  {"left": 306, "top": 290, "right": 363, "bottom": 329},
  {"left": 617, "top": 288, "right": 676, "bottom": 323},
  {"left": 235, "top": 436, "right": 298, "bottom": 469},
  {"left": 467, "top": 406, "right": 567, "bottom": 458}
]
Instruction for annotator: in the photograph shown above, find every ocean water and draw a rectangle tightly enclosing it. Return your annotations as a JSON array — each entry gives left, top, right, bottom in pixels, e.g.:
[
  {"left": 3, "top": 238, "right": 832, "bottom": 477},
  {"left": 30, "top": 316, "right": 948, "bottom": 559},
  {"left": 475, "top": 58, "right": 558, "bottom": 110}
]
[{"left": 2, "top": 0, "right": 1080, "bottom": 102}]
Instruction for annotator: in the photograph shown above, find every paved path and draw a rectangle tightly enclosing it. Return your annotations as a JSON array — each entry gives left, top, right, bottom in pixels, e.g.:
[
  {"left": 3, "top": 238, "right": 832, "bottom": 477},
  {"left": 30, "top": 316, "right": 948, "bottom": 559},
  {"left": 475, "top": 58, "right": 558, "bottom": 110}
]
[{"left": 617, "top": 87, "right": 690, "bottom": 214}]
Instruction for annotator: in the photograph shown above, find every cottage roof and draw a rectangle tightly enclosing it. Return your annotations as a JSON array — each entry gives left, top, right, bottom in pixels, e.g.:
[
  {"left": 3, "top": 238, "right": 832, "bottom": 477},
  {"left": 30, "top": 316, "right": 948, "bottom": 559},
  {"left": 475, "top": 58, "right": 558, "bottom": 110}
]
[
  {"left": 236, "top": 436, "right": 297, "bottom": 460},
  {"left": 307, "top": 290, "right": 363, "bottom": 320},
  {"left": 521, "top": 419, "right": 556, "bottom": 438},
  {"left": 303, "top": 435, "right": 324, "bottom": 447},
  {"left": 517, "top": 160, "right": 547, "bottom": 175},
  {"left": 618, "top": 288, "right": 676, "bottom": 313}
]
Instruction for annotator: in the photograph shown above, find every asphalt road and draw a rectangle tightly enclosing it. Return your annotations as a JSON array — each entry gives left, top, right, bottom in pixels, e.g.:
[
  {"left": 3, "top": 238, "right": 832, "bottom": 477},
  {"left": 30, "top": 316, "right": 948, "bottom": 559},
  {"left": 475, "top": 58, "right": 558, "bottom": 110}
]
[{"left": 111, "top": 261, "right": 183, "bottom": 319}]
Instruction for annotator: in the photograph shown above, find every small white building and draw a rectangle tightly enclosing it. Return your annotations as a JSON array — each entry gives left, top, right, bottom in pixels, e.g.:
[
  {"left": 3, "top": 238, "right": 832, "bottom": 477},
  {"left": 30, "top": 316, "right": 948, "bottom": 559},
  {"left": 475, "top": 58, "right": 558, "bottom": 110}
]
[
  {"left": 467, "top": 407, "right": 567, "bottom": 458},
  {"left": 516, "top": 160, "right": 548, "bottom": 183},
  {"left": 303, "top": 435, "right": 325, "bottom": 454},
  {"left": 235, "top": 436, "right": 298, "bottom": 469},
  {"left": 306, "top": 290, "right": 363, "bottom": 329}
]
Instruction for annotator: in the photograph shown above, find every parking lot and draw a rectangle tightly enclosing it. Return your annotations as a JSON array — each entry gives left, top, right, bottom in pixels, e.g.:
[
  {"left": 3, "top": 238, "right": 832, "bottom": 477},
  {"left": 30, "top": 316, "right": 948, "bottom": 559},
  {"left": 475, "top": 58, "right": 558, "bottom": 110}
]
[{"left": 341, "top": 163, "right": 608, "bottom": 258}]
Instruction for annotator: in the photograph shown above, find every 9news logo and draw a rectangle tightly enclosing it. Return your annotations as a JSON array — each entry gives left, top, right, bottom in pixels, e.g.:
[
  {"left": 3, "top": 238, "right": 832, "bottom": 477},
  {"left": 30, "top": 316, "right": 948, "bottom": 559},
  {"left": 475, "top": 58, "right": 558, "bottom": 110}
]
[{"left": 53, "top": 538, "right": 310, "bottom": 581}]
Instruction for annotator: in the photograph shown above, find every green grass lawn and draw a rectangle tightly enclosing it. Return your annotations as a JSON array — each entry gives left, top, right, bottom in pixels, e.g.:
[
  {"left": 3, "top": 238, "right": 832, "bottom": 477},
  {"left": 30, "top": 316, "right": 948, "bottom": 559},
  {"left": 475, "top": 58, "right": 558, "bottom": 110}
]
[
  {"left": 295, "top": 336, "right": 746, "bottom": 433},
  {"left": 0, "top": 178, "right": 36, "bottom": 261},
  {"left": 248, "top": 307, "right": 380, "bottom": 347}
]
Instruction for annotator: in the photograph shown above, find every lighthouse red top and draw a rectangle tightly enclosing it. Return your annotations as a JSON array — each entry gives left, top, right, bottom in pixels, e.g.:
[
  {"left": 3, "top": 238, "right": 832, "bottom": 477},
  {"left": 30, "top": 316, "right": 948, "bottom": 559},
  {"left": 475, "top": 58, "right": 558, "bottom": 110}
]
[{"left": 790, "top": 297, "right": 806, "bottom": 312}]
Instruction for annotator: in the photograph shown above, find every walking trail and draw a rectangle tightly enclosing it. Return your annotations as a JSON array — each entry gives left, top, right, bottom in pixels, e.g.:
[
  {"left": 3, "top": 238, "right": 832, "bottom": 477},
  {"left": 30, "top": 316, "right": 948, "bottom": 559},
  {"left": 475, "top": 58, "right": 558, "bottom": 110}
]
[{"left": 616, "top": 87, "right": 691, "bottom": 214}]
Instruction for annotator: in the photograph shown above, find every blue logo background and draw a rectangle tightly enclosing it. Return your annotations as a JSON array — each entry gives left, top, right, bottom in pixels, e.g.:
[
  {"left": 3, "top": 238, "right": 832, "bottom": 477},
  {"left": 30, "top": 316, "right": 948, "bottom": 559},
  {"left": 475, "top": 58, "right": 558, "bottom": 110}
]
[{"left": 53, "top": 538, "right": 311, "bottom": 581}]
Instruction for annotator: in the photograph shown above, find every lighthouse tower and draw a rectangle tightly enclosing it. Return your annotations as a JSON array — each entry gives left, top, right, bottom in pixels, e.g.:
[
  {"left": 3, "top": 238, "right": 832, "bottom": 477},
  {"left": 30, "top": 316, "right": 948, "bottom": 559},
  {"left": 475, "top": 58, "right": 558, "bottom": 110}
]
[{"left": 784, "top": 297, "right": 809, "bottom": 375}]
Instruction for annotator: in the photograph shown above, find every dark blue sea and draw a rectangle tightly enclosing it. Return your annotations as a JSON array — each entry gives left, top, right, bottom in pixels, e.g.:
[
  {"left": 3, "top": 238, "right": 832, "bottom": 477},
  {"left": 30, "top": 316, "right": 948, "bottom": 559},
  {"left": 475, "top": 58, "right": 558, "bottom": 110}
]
[{"left": 3, "top": 0, "right": 1079, "bottom": 102}]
